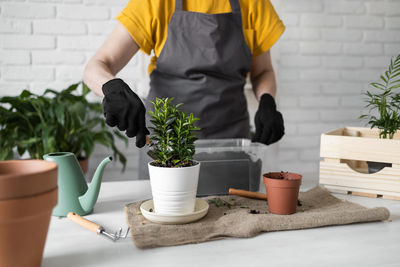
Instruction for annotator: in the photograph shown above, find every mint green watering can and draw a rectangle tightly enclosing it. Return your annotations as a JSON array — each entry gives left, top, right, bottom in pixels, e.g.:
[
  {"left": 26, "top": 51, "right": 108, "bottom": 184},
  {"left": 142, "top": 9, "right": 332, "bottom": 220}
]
[{"left": 43, "top": 152, "right": 112, "bottom": 217}]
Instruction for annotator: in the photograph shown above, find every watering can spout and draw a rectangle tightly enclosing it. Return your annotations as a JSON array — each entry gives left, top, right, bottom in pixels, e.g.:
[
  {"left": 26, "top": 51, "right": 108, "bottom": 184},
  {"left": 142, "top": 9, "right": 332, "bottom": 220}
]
[{"left": 79, "top": 156, "right": 112, "bottom": 213}]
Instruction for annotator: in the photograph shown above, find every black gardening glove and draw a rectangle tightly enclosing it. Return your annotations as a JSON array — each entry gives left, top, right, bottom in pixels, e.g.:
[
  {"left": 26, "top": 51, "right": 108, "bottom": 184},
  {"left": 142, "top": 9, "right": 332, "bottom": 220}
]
[
  {"left": 102, "top": 78, "right": 149, "bottom": 148},
  {"left": 252, "top": 93, "right": 284, "bottom": 145}
]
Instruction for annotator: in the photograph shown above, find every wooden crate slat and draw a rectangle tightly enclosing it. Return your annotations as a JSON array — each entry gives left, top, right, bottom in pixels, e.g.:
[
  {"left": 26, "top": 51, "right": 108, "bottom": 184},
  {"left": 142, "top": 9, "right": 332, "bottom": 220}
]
[
  {"left": 320, "top": 127, "right": 400, "bottom": 164},
  {"left": 322, "top": 184, "right": 400, "bottom": 198}
]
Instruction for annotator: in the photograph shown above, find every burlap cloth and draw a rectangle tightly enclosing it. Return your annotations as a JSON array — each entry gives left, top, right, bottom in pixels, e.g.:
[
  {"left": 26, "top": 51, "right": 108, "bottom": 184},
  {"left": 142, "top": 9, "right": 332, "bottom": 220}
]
[{"left": 125, "top": 186, "right": 390, "bottom": 249}]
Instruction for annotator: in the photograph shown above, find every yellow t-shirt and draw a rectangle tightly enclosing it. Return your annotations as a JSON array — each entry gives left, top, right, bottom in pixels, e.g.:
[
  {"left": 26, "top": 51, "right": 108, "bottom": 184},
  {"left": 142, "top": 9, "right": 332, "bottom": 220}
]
[{"left": 117, "top": 0, "right": 285, "bottom": 74}]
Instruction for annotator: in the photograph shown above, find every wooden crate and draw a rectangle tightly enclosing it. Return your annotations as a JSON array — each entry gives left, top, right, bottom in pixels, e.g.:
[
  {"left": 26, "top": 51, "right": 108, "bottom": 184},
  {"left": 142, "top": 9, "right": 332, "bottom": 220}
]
[{"left": 319, "top": 127, "right": 400, "bottom": 200}]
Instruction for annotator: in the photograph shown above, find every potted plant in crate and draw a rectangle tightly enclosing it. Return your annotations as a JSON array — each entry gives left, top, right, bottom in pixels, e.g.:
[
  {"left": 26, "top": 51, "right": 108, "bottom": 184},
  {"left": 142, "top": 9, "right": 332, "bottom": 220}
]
[
  {"left": 360, "top": 54, "right": 400, "bottom": 173},
  {"left": 147, "top": 98, "right": 201, "bottom": 215},
  {"left": 319, "top": 54, "right": 400, "bottom": 200},
  {"left": 0, "top": 82, "right": 128, "bottom": 172}
]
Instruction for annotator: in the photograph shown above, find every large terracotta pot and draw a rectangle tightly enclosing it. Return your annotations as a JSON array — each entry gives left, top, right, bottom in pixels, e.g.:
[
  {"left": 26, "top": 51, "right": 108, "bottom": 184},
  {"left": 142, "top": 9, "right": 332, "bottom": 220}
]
[
  {"left": 263, "top": 172, "right": 302, "bottom": 215},
  {"left": 78, "top": 157, "right": 89, "bottom": 174},
  {"left": 0, "top": 160, "right": 58, "bottom": 267}
]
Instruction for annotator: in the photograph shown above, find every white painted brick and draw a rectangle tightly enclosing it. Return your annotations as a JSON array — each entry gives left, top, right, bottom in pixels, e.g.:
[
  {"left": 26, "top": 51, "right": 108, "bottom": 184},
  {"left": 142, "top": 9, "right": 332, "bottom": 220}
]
[
  {"left": 366, "top": 2, "right": 400, "bottom": 16},
  {"left": 279, "top": 96, "right": 298, "bottom": 108},
  {"left": 84, "top": 0, "right": 127, "bottom": 6},
  {"left": 34, "top": 20, "right": 87, "bottom": 35},
  {"left": 300, "top": 42, "right": 341, "bottom": 55},
  {"left": 321, "top": 82, "right": 363, "bottom": 95},
  {"left": 0, "top": 82, "right": 29, "bottom": 95},
  {"left": 322, "top": 56, "right": 363, "bottom": 69},
  {"left": 275, "top": 161, "right": 319, "bottom": 175},
  {"left": 298, "top": 123, "right": 340, "bottom": 135},
  {"left": 32, "top": 51, "right": 86, "bottom": 65},
  {"left": 58, "top": 35, "right": 106, "bottom": 50},
  {"left": 110, "top": 7, "right": 123, "bottom": 19},
  {"left": 277, "top": 69, "right": 298, "bottom": 82},
  {"left": 279, "top": 82, "right": 320, "bottom": 95},
  {"left": 384, "top": 44, "right": 400, "bottom": 56},
  {"left": 1, "top": 35, "right": 55, "bottom": 49},
  {"left": 343, "top": 43, "right": 383, "bottom": 55},
  {"left": 58, "top": 5, "right": 109, "bottom": 20},
  {"left": 281, "top": 0, "right": 323, "bottom": 13},
  {"left": 386, "top": 17, "right": 400, "bottom": 29},
  {"left": 88, "top": 21, "right": 116, "bottom": 35},
  {"left": 2, "top": 3, "right": 55, "bottom": 18},
  {"left": 299, "top": 148, "right": 320, "bottom": 161},
  {"left": 364, "top": 30, "right": 400, "bottom": 43},
  {"left": 3, "top": 66, "right": 54, "bottom": 81},
  {"left": 277, "top": 150, "right": 298, "bottom": 162},
  {"left": 320, "top": 110, "right": 362, "bottom": 122},
  {"left": 279, "top": 136, "right": 320, "bottom": 149},
  {"left": 364, "top": 56, "right": 392, "bottom": 68},
  {"left": 278, "top": 41, "right": 299, "bottom": 54},
  {"left": 28, "top": 81, "right": 75, "bottom": 95},
  {"left": 0, "top": 20, "right": 31, "bottom": 34},
  {"left": 341, "top": 69, "right": 382, "bottom": 82},
  {"left": 300, "top": 69, "right": 340, "bottom": 81},
  {"left": 56, "top": 66, "right": 84, "bottom": 81},
  {"left": 280, "top": 55, "right": 320, "bottom": 67},
  {"left": 299, "top": 96, "right": 340, "bottom": 108},
  {"left": 321, "top": 29, "right": 362, "bottom": 42},
  {"left": 30, "top": 0, "right": 63, "bottom": 2},
  {"left": 281, "top": 110, "right": 319, "bottom": 122},
  {"left": 0, "top": 51, "right": 30, "bottom": 65},
  {"left": 324, "top": 1, "right": 365, "bottom": 14},
  {"left": 340, "top": 95, "right": 364, "bottom": 108},
  {"left": 301, "top": 14, "right": 342, "bottom": 27},
  {"left": 344, "top": 16, "right": 384, "bottom": 29},
  {"left": 284, "top": 124, "right": 297, "bottom": 136},
  {"left": 281, "top": 13, "right": 299, "bottom": 27},
  {"left": 283, "top": 28, "right": 320, "bottom": 41}
]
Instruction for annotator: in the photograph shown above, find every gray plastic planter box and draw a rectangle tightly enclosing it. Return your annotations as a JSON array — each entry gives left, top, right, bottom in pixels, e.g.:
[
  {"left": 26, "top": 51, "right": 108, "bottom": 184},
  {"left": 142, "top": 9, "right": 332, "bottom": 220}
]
[{"left": 138, "top": 139, "right": 268, "bottom": 196}]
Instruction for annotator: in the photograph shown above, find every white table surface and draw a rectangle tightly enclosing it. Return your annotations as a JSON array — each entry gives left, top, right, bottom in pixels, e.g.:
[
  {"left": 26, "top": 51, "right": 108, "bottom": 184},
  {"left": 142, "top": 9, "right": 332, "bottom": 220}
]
[{"left": 43, "top": 177, "right": 400, "bottom": 267}]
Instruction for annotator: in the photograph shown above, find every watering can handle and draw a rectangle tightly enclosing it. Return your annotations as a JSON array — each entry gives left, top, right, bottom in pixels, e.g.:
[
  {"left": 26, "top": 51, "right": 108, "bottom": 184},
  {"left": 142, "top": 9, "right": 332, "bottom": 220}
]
[{"left": 67, "top": 212, "right": 102, "bottom": 234}]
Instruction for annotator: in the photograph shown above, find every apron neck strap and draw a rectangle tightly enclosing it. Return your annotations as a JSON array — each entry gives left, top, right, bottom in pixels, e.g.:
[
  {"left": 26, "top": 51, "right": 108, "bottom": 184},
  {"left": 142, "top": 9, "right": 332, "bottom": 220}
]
[
  {"left": 228, "top": 0, "right": 241, "bottom": 14},
  {"left": 175, "top": 0, "right": 241, "bottom": 14},
  {"left": 175, "top": 0, "right": 183, "bottom": 11}
]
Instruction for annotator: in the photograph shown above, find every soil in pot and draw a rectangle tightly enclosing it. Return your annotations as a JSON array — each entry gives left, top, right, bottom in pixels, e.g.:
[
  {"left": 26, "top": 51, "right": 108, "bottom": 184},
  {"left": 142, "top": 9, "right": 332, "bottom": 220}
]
[
  {"left": 263, "top": 172, "right": 302, "bottom": 215},
  {"left": 366, "top": 161, "right": 392, "bottom": 174}
]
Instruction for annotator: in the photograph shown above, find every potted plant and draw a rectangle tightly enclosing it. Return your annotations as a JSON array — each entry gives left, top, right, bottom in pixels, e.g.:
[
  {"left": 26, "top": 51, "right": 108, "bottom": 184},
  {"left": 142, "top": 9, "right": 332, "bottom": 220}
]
[
  {"left": 0, "top": 82, "right": 128, "bottom": 172},
  {"left": 263, "top": 172, "right": 302, "bottom": 215},
  {"left": 147, "top": 98, "right": 201, "bottom": 215},
  {"left": 360, "top": 54, "right": 400, "bottom": 173}
]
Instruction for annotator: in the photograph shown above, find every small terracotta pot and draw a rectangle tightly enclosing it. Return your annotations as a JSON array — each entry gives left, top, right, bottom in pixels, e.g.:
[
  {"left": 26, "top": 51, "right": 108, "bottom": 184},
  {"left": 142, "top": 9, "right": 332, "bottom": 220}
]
[
  {"left": 263, "top": 172, "right": 302, "bottom": 215},
  {"left": 0, "top": 160, "right": 58, "bottom": 267},
  {"left": 78, "top": 157, "right": 89, "bottom": 174}
]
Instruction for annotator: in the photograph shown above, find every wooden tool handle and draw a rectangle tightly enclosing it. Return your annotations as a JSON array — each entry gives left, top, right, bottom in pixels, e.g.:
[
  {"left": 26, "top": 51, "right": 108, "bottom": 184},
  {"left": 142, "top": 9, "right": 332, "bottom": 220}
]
[
  {"left": 229, "top": 188, "right": 267, "bottom": 200},
  {"left": 67, "top": 212, "right": 102, "bottom": 234},
  {"left": 146, "top": 135, "right": 151, "bottom": 145}
]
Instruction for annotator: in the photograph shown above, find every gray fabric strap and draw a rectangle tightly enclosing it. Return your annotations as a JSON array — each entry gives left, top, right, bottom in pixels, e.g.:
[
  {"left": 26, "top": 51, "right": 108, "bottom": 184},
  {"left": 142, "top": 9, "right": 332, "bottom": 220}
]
[
  {"left": 229, "top": 0, "right": 241, "bottom": 13},
  {"left": 175, "top": 0, "right": 182, "bottom": 11}
]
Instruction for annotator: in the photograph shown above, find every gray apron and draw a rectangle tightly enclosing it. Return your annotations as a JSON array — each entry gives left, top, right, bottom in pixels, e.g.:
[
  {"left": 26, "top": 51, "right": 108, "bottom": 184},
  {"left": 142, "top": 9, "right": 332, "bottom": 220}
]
[
  {"left": 139, "top": 0, "right": 253, "bottom": 184},
  {"left": 147, "top": 0, "right": 252, "bottom": 138}
]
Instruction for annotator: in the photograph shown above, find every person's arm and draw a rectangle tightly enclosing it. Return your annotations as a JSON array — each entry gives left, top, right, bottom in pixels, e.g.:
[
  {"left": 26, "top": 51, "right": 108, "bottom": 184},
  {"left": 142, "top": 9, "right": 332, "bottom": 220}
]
[
  {"left": 83, "top": 22, "right": 140, "bottom": 97},
  {"left": 250, "top": 50, "right": 276, "bottom": 101},
  {"left": 250, "top": 50, "right": 284, "bottom": 145}
]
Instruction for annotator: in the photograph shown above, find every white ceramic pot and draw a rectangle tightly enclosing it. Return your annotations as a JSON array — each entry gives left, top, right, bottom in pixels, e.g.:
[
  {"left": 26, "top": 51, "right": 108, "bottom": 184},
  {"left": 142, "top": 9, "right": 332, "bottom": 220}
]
[{"left": 148, "top": 161, "right": 200, "bottom": 215}]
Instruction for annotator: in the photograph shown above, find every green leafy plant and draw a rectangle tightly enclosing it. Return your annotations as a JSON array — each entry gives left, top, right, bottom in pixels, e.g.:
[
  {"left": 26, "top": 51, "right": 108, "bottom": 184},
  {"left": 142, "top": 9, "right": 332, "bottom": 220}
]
[
  {"left": 0, "top": 82, "right": 128, "bottom": 170},
  {"left": 360, "top": 54, "right": 400, "bottom": 139},
  {"left": 147, "top": 98, "right": 200, "bottom": 167}
]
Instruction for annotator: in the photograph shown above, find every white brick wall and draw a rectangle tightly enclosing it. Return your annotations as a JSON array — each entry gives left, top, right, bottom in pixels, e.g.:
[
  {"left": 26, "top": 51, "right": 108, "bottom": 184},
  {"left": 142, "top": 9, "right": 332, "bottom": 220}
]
[{"left": 0, "top": 0, "right": 399, "bottom": 181}]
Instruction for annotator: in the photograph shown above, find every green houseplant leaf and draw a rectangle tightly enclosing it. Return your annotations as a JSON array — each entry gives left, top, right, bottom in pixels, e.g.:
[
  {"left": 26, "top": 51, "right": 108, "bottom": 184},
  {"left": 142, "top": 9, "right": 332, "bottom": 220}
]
[
  {"left": 360, "top": 54, "right": 400, "bottom": 139},
  {"left": 147, "top": 97, "right": 200, "bottom": 168},
  {"left": 0, "top": 82, "right": 129, "bottom": 171}
]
